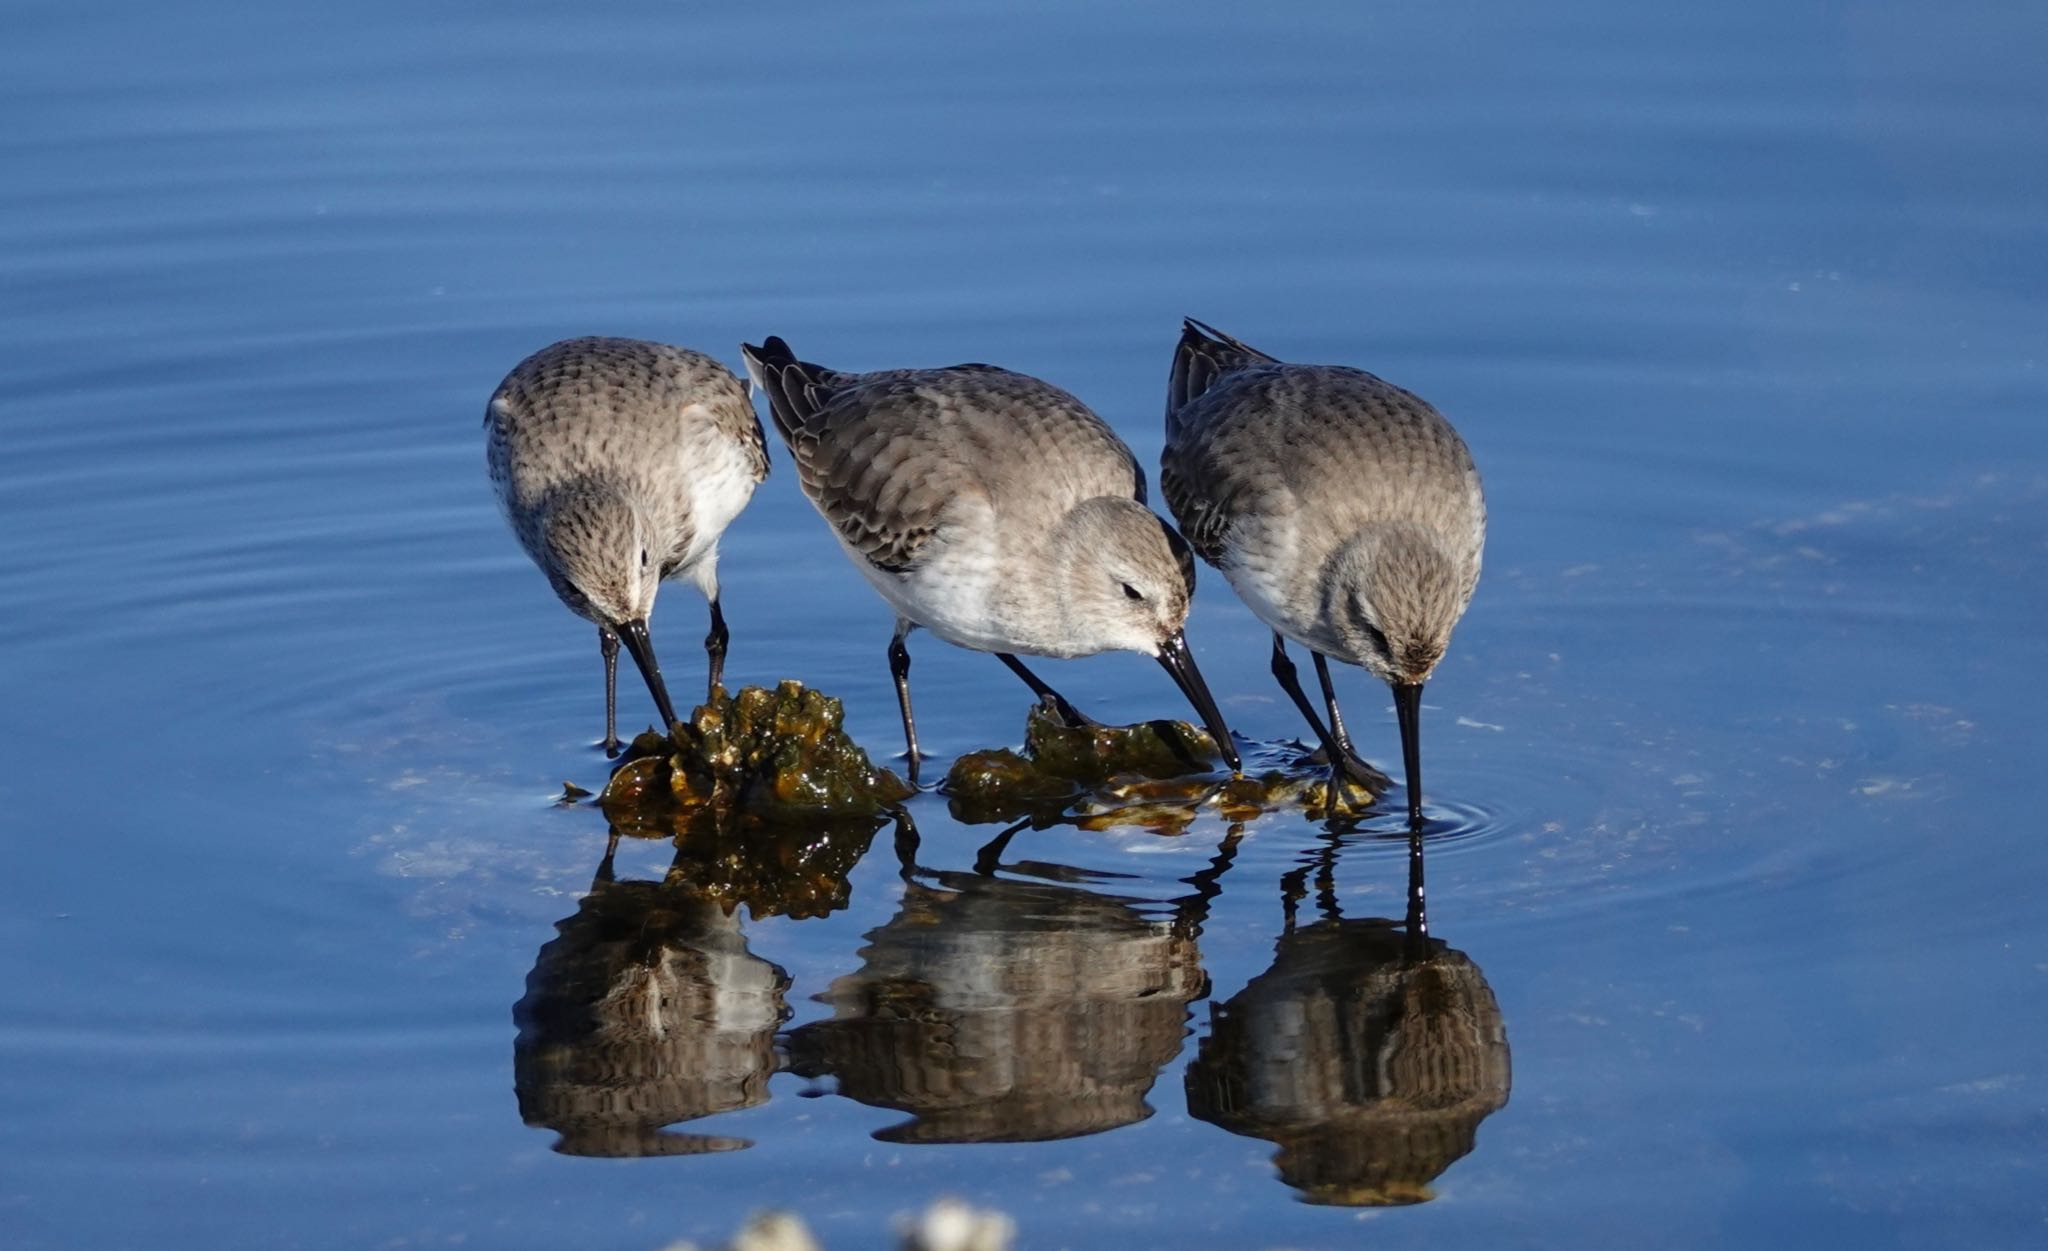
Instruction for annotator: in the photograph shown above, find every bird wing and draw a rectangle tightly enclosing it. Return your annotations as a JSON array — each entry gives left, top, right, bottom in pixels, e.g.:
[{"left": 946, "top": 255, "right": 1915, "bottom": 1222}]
[
  {"left": 1159, "top": 322, "right": 1282, "bottom": 567},
  {"left": 745, "top": 340, "right": 1142, "bottom": 575},
  {"left": 1159, "top": 429, "right": 1251, "bottom": 568},
  {"left": 1166, "top": 318, "right": 1279, "bottom": 439},
  {"left": 1164, "top": 358, "right": 1483, "bottom": 574}
]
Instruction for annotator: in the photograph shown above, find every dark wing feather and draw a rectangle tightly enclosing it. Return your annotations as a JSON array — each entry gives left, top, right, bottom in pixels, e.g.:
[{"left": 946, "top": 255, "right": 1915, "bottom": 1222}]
[
  {"left": 1166, "top": 318, "right": 1279, "bottom": 437},
  {"left": 1159, "top": 320, "right": 1281, "bottom": 567},
  {"left": 739, "top": 345, "right": 962, "bottom": 574},
  {"left": 799, "top": 373, "right": 953, "bottom": 572},
  {"left": 1159, "top": 448, "right": 1236, "bottom": 567},
  {"left": 745, "top": 345, "right": 1146, "bottom": 577}
]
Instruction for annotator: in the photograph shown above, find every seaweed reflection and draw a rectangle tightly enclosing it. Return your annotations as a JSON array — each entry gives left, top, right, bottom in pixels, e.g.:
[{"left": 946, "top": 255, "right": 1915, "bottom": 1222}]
[
  {"left": 512, "top": 839, "right": 792, "bottom": 1156},
  {"left": 1186, "top": 835, "right": 1510, "bottom": 1205},
  {"left": 785, "top": 817, "right": 1238, "bottom": 1143}
]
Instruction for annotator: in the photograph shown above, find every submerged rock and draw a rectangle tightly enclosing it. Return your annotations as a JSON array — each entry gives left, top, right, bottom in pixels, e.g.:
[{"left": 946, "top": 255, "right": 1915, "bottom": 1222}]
[{"left": 941, "top": 704, "right": 1381, "bottom": 827}]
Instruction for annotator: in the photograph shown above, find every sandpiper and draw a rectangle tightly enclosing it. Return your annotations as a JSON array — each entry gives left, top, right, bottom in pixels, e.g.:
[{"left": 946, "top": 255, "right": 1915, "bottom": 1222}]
[
  {"left": 1159, "top": 320, "right": 1485, "bottom": 824},
  {"left": 741, "top": 335, "right": 1240, "bottom": 784},
  {"left": 487, "top": 336, "right": 769, "bottom": 753}
]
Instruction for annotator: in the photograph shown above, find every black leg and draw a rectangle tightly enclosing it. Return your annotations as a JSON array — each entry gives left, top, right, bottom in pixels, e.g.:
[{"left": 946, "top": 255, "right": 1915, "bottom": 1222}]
[
  {"left": 1312, "top": 651, "right": 1358, "bottom": 761},
  {"left": 599, "top": 626, "right": 621, "bottom": 756},
  {"left": 1270, "top": 634, "right": 1355, "bottom": 813},
  {"left": 704, "top": 596, "right": 729, "bottom": 699},
  {"left": 996, "top": 653, "right": 1095, "bottom": 727},
  {"left": 1302, "top": 646, "right": 1392, "bottom": 790},
  {"left": 889, "top": 627, "right": 922, "bottom": 785}
]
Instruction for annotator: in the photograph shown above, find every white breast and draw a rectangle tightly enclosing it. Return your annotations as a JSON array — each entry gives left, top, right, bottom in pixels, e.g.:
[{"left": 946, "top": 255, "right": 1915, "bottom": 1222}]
[
  {"left": 837, "top": 497, "right": 1037, "bottom": 653},
  {"left": 669, "top": 409, "right": 764, "bottom": 596}
]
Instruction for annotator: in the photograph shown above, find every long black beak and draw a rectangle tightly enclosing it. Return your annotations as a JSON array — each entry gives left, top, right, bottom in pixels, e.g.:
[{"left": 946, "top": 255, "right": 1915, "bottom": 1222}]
[
  {"left": 1392, "top": 681, "right": 1425, "bottom": 828},
  {"left": 1157, "top": 630, "right": 1241, "bottom": 773},
  {"left": 615, "top": 618, "right": 680, "bottom": 732}
]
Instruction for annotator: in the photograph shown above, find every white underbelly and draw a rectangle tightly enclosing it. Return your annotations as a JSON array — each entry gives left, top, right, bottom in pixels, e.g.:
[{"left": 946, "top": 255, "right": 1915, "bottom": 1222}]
[{"left": 840, "top": 523, "right": 1030, "bottom": 653}]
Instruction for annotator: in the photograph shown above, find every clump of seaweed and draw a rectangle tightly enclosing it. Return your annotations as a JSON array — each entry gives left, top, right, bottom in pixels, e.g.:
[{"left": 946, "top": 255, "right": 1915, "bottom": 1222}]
[
  {"left": 600, "top": 681, "right": 913, "bottom": 830},
  {"left": 592, "top": 682, "right": 912, "bottom": 918},
  {"left": 942, "top": 705, "right": 1382, "bottom": 829}
]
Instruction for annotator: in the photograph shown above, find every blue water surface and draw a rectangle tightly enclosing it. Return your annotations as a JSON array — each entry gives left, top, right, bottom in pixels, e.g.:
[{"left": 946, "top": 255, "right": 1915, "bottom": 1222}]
[{"left": 2, "top": 2, "right": 2045, "bottom": 1248}]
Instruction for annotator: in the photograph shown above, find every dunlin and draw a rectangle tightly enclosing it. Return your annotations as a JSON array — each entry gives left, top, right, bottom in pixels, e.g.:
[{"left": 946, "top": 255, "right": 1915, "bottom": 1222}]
[
  {"left": 742, "top": 335, "right": 1239, "bottom": 783},
  {"left": 487, "top": 337, "right": 768, "bottom": 752},
  {"left": 1160, "top": 320, "right": 1484, "bottom": 823}
]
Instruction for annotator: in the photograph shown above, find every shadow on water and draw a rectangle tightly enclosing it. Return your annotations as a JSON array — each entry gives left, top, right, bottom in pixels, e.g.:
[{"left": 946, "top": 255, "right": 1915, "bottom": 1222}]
[
  {"left": 782, "top": 814, "right": 1235, "bottom": 1143},
  {"left": 511, "top": 842, "right": 793, "bottom": 1157},
  {"left": 1187, "top": 832, "right": 1512, "bottom": 1206}
]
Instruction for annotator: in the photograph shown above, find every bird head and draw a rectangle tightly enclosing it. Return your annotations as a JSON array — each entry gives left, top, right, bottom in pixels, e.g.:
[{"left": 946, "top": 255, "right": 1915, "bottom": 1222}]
[
  {"left": 1325, "top": 524, "right": 1474, "bottom": 686},
  {"left": 539, "top": 489, "right": 661, "bottom": 631}
]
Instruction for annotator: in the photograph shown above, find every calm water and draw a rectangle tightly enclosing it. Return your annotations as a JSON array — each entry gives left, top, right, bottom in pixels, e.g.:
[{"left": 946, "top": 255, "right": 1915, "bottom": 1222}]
[{"left": 4, "top": 2, "right": 2046, "bottom": 1247}]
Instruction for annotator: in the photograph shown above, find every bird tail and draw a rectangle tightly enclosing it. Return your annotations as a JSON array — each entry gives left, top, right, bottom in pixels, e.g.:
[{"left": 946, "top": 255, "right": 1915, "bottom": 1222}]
[
  {"left": 1167, "top": 318, "right": 1277, "bottom": 434},
  {"left": 741, "top": 336, "right": 837, "bottom": 445}
]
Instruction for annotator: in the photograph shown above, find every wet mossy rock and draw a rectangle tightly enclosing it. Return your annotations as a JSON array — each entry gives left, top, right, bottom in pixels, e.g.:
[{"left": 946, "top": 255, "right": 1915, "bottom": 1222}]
[
  {"left": 944, "top": 704, "right": 1382, "bottom": 827},
  {"left": 599, "top": 682, "right": 913, "bottom": 830}
]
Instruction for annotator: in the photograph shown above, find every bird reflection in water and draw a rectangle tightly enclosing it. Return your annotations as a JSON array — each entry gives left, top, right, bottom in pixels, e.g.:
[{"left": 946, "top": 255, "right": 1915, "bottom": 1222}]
[
  {"left": 1185, "top": 832, "right": 1510, "bottom": 1205},
  {"left": 512, "top": 837, "right": 792, "bottom": 1157},
  {"left": 785, "top": 816, "right": 1239, "bottom": 1143}
]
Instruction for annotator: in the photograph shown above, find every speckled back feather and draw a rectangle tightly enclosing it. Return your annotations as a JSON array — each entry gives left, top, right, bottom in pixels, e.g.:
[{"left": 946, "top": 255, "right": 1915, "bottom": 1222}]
[
  {"left": 743, "top": 337, "right": 1147, "bottom": 576},
  {"left": 1159, "top": 322, "right": 1483, "bottom": 583}
]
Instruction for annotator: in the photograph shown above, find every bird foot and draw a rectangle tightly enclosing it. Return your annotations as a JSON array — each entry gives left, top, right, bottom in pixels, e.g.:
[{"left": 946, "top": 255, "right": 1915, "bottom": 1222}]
[{"left": 1303, "top": 744, "right": 1391, "bottom": 791}]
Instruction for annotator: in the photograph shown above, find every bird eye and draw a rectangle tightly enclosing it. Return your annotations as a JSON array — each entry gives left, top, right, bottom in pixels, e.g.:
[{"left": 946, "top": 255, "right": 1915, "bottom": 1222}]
[
  {"left": 640, "top": 549, "right": 650, "bottom": 569},
  {"left": 1121, "top": 582, "right": 1144, "bottom": 601},
  {"left": 1364, "top": 622, "right": 1392, "bottom": 657}
]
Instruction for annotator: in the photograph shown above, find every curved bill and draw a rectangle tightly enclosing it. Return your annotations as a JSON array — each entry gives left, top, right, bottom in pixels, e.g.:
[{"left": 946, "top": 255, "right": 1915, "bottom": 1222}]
[
  {"left": 1156, "top": 631, "right": 1241, "bottom": 773},
  {"left": 1392, "top": 681, "right": 1425, "bottom": 828},
  {"left": 616, "top": 618, "right": 680, "bottom": 731}
]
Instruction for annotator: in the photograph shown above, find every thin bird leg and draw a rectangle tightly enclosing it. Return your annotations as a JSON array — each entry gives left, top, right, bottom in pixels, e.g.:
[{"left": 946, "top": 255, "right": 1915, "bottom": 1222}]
[
  {"left": 995, "top": 653, "right": 1097, "bottom": 728},
  {"left": 704, "top": 597, "right": 729, "bottom": 699},
  {"left": 598, "top": 626, "right": 622, "bottom": 756},
  {"left": 889, "top": 626, "right": 922, "bottom": 785},
  {"left": 1270, "top": 634, "right": 1354, "bottom": 814},
  {"left": 1313, "top": 650, "right": 1391, "bottom": 790},
  {"left": 1312, "top": 650, "right": 1358, "bottom": 760}
]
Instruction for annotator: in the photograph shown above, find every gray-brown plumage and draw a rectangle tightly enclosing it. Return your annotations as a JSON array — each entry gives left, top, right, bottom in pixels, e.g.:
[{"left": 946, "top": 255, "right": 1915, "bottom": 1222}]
[
  {"left": 512, "top": 854, "right": 790, "bottom": 1157},
  {"left": 1160, "top": 320, "right": 1485, "bottom": 822},
  {"left": 1185, "top": 919, "right": 1510, "bottom": 1206},
  {"left": 742, "top": 336, "right": 1237, "bottom": 783},
  {"left": 487, "top": 337, "right": 768, "bottom": 752}
]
